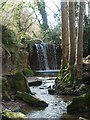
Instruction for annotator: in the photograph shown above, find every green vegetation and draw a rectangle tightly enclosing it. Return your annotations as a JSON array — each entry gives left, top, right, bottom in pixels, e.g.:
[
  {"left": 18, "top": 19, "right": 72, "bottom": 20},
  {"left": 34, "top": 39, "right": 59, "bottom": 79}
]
[
  {"left": 2, "top": 110, "right": 26, "bottom": 119},
  {"left": 57, "top": 65, "right": 76, "bottom": 85},
  {"left": 23, "top": 66, "right": 34, "bottom": 77}
]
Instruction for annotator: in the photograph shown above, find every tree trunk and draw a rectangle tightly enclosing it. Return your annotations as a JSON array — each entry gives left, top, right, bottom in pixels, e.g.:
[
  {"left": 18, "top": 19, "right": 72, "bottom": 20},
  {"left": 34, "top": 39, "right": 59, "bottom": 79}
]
[
  {"left": 37, "top": 0, "right": 49, "bottom": 31},
  {"left": 69, "top": 2, "right": 76, "bottom": 65},
  {"left": 61, "top": 1, "right": 69, "bottom": 68},
  {"left": 77, "top": 2, "right": 85, "bottom": 80}
]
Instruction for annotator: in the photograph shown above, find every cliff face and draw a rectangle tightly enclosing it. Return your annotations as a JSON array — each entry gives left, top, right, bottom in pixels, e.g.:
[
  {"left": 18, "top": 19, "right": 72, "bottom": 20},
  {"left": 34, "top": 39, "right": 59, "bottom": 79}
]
[{"left": 2, "top": 48, "right": 29, "bottom": 75}]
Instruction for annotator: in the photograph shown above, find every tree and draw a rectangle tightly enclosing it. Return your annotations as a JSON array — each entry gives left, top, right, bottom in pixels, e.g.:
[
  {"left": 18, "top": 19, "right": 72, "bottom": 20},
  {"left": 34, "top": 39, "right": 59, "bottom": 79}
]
[
  {"left": 77, "top": 2, "right": 85, "bottom": 80},
  {"left": 37, "top": 0, "right": 49, "bottom": 31},
  {"left": 69, "top": 2, "right": 76, "bottom": 65},
  {"left": 61, "top": 1, "right": 69, "bottom": 68}
]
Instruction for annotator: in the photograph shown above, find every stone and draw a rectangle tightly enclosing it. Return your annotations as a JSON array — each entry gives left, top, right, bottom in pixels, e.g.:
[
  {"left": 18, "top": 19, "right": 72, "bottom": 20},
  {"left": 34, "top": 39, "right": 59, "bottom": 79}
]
[
  {"left": 28, "top": 80, "right": 42, "bottom": 86},
  {"left": 11, "top": 72, "right": 31, "bottom": 94},
  {"left": 79, "top": 117, "right": 88, "bottom": 120},
  {"left": 67, "top": 92, "right": 90, "bottom": 114},
  {"left": 48, "top": 88, "right": 56, "bottom": 95},
  {"left": 16, "top": 91, "right": 48, "bottom": 107},
  {"left": 2, "top": 109, "right": 27, "bottom": 120}
]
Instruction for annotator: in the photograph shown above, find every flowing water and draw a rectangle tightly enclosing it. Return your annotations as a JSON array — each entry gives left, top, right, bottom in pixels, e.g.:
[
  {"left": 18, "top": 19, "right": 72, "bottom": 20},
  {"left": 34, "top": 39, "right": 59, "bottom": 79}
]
[
  {"left": 35, "top": 43, "right": 57, "bottom": 70},
  {"left": 27, "top": 77, "right": 70, "bottom": 119}
]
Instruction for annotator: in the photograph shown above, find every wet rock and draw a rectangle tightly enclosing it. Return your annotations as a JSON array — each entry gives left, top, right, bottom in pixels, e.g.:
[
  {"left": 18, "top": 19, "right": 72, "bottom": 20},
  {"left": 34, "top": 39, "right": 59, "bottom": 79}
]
[
  {"left": 2, "top": 109, "right": 27, "bottom": 120},
  {"left": 67, "top": 92, "right": 90, "bottom": 114},
  {"left": 28, "top": 80, "right": 42, "bottom": 86},
  {"left": 47, "top": 85, "right": 51, "bottom": 89},
  {"left": 48, "top": 88, "right": 56, "bottom": 95},
  {"left": 79, "top": 117, "right": 88, "bottom": 120},
  {"left": 16, "top": 91, "right": 48, "bottom": 107},
  {"left": 39, "top": 87, "right": 44, "bottom": 89}
]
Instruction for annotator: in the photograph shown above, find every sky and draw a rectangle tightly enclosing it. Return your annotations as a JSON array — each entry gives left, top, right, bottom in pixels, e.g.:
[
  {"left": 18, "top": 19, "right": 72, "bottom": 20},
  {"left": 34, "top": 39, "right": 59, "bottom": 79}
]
[{"left": 45, "top": 0, "right": 61, "bottom": 27}]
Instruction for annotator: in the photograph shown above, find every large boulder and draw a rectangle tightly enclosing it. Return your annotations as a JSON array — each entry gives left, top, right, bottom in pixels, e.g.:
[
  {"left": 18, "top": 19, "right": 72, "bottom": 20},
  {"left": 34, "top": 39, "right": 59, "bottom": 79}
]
[
  {"left": 11, "top": 72, "right": 31, "bottom": 94},
  {"left": 67, "top": 92, "right": 90, "bottom": 113},
  {"left": 16, "top": 91, "right": 48, "bottom": 107}
]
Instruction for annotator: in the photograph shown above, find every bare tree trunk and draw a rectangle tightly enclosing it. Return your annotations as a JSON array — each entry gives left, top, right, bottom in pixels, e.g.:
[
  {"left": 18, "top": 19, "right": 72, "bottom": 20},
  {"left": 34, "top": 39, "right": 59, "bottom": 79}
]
[
  {"left": 77, "top": 2, "right": 85, "bottom": 80},
  {"left": 61, "top": 1, "right": 69, "bottom": 68},
  {"left": 37, "top": 0, "right": 49, "bottom": 31},
  {"left": 69, "top": 2, "right": 76, "bottom": 65}
]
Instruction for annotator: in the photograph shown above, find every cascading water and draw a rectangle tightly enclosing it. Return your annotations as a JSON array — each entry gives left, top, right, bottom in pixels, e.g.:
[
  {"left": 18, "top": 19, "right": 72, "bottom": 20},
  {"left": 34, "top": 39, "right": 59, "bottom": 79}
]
[{"left": 35, "top": 43, "right": 57, "bottom": 70}]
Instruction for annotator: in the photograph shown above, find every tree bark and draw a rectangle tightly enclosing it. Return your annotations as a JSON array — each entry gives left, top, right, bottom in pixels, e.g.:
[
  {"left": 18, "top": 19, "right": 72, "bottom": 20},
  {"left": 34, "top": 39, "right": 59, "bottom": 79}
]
[
  {"left": 69, "top": 2, "right": 76, "bottom": 65},
  {"left": 77, "top": 2, "right": 85, "bottom": 80},
  {"left": 37, "top": 0, "right": 49, "bottom": 31},
  {"left": 61, "top": 1, "right": 69, "bottom": 68}
]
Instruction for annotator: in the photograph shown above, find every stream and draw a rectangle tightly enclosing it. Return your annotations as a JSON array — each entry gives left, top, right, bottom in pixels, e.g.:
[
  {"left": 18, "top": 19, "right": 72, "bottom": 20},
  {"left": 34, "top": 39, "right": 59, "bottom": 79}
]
[{"left": 26, "top": 76, "right": 71, "bottom": 119}]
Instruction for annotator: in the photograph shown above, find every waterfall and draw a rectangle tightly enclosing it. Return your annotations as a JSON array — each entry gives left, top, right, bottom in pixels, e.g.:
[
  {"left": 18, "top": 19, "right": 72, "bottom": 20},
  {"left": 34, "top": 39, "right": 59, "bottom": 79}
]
[{"left": 35, "top": 43, "right": 57, "bottom": 70}]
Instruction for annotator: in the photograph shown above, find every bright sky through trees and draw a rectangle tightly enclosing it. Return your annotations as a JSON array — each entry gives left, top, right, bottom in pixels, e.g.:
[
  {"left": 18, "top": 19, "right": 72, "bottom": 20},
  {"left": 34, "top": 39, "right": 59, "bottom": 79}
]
[{"left": 45, "top": 0, "right": 60, "bottom": 27}]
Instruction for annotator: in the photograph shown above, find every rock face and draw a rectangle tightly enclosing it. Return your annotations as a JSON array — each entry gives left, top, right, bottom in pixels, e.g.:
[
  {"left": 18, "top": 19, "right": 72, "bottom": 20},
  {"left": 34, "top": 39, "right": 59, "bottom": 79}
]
[
  {"left": 67, "top": 92, "right": 90, "bottom": 113},
  {"left": 16, "top": 91, "right": 48, "bottom": 107},
  {"left": 2, "top": 48, "right": 29, "bottom": 75}
]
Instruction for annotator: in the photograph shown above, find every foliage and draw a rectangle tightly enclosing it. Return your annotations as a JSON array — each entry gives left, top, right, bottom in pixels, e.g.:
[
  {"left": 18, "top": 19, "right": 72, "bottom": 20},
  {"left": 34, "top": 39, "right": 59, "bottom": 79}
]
[
  {"left": 23, "top": 66, "right": 34, "bottom": 77},
  {"left": 2, "top": 25, "right": 18, "bottom": 46},
  {"left": 43, "top": 26, "right": 61, "bottom": 44},
  {"left": 58, "top": 65, "right": 76, "bottom": 85}
]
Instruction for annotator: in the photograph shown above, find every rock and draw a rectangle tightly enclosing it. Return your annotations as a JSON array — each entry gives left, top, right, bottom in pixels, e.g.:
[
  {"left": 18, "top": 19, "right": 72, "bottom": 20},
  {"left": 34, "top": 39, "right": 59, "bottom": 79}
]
[
  {"left": 13, "top": 106, "right": 20, "bottom": 112},
  {"left": 2, "top": 109, "right": 27, "bottom": 120},
  {"left": 79, "top": 117, "right": 88, "bottom": 120},
  {"left": 28, "top": 80, "right": 42, "bottom": 86},
  {"left": 11, "top": 72, "right": 31, "bottom": 94},
  {"left": 67, "top": 92, "right": 90, "bottom": 114},
  {"left": 48, "top": 88, "right": 56, "bottom": 95},
  {"left": 47, "top": 85, "right": 51, "bottom": 89},
  {"left": 79, "top": 84, "right": 86, "bottom": 90},
  {"left": 16, "top": 91, "right": 48, "bottom": 107}
]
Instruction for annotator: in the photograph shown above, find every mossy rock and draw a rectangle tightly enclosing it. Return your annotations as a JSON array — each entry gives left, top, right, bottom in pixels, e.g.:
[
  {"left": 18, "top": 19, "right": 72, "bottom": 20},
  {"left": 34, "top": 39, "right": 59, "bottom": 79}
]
[
  {"left": 67, "top": 92, "right": 90, "bottom": 113},
  {"left": 11, "top": 72, "right": 31, "bottom": 94},
  {"left": 23, "top": 67, "right": 34, "bottom": 77},
  {"left": 16, "top": 91, "right": 48, "bottom": 107},
  {"left": 2, "top": 110, "right": 27, "bottom": 120}
]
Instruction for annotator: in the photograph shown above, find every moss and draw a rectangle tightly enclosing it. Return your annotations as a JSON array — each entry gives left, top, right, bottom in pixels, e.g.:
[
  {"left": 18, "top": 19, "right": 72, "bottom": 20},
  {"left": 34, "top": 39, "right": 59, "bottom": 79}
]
[
  {"left": 16, "top": 91, "right": 48, "bottom": 107},
  {"left": 67, "top": 92, "right": 90, "bottom": 113},
  {"left": 23, "top": 66, "right": 34, "bottom": 77},
  {"left": 2, "top": 110, "right": 26, "bottom": 119},
  {"left": 11, "top": 72, "right": 31, "bottom": 94}
]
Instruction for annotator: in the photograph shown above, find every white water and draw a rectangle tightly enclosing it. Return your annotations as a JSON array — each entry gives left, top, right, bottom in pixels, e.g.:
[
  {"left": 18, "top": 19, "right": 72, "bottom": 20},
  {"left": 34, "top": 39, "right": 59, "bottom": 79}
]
[
  {"left": 35, "top": 43, "right": 57, "bottom": 70},
  {"left": 27, "top": 77, "right": 68, "bottom": 118}
]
